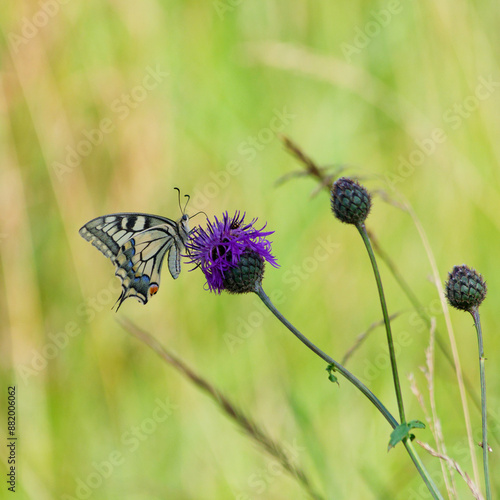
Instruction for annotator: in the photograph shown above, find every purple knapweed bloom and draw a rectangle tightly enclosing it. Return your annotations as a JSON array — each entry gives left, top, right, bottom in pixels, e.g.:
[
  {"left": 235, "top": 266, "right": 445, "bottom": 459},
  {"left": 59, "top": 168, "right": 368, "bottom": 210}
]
[{"left": 186, "top": 211, "right": 279, "bottom": 294}]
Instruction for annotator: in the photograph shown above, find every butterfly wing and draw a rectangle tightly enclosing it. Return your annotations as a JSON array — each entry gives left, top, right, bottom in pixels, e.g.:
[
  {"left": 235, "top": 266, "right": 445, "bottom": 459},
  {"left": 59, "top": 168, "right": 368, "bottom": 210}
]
[
  {"left": 113, "top": 224, "right": 184, "bottom": 310},
  {"left": 79, "top": 213, "right": 187, "bottom": 310},
  {"left": 79, "top": 213, "right": 176, "bottom": 258}
]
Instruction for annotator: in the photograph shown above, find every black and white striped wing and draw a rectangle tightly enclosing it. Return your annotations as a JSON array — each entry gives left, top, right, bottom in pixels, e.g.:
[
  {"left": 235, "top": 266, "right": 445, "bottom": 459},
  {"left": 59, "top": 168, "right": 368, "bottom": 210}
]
[
  {"left": 79, "top": 213, "right": 187, "bottom": 310},
  {"left": 79, "top": 213, "right": 176, "bottom": 259}
]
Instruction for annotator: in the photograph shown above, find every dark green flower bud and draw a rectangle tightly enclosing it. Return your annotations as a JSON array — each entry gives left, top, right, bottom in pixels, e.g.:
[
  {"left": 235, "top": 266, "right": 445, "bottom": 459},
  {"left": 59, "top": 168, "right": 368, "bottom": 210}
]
[
  {"left": 331, "top": 177, "right": 371, "bottom": 225},
  {"left": 445, "top": 265, "right": 487, "bottom": 312},
  {"left": 223, "top": 250, "right": 265, "bottom": 294}
]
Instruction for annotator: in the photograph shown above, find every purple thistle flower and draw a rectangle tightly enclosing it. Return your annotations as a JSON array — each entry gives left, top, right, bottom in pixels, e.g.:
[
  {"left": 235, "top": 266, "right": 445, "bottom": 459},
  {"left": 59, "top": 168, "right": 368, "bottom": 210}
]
[{"left": 186, "top": 211, "right": 279, "bottom": 294}]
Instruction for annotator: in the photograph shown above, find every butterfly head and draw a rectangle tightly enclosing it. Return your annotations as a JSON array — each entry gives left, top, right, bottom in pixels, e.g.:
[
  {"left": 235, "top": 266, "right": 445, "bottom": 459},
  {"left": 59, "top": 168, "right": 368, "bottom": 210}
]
[{"left": 178, "top": 212, "right": 190, "bottom": 240}]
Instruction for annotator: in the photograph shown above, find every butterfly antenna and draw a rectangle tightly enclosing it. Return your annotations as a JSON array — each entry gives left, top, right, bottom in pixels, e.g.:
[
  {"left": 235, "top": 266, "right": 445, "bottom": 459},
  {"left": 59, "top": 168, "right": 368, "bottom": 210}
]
[
  {"left": 174, "top": 187, "right": 191, "bottom": 215},
  {"left": 191, "top": 210, "right": 208, "bottom": 219},
  {"left": 183, "top": 194, "right": 190, "bottom": 215},
  {"left": 174, "top": 187, "right": 182, "bottom": 212}
]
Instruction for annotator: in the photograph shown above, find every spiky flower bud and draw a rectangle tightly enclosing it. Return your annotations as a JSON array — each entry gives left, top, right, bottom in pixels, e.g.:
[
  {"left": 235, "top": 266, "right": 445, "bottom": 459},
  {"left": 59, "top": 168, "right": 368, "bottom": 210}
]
[
  {"left": 445, "top": 265, "right": 487, "bottom": 312},
  {"left": 223, "top": 250, "right": 265, "bottom": 294},
  {"left": 331, "top": 177, "right": 371, "bottom": 225}
]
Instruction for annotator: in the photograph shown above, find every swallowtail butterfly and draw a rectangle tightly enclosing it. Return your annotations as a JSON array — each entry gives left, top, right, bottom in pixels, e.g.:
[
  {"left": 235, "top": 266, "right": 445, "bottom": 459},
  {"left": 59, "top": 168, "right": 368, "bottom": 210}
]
[{"left": 79, "top": 193, "right": 191, "bottom": 310}]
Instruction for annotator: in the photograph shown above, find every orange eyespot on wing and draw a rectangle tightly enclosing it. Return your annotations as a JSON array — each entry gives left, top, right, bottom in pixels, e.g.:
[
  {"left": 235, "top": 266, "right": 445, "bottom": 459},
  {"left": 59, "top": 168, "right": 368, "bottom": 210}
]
[{"left": 149, "top": 284, "right": 159, "bottom": 296}]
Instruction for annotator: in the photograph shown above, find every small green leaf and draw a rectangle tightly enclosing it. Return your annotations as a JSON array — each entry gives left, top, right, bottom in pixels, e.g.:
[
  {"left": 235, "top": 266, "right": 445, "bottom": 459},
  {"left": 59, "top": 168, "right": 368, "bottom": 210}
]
[
  {"left": 408, "top": 420, "right": 425, "bottom": 430},
  {"left": 388, "top": 424, "right": 409, "bottom": 450},
  {"left": 326, "top": 364, "right": 339, "bottom": 385},
  {"left": 388, "top": 420, "right": 425, "bottom": 450}
]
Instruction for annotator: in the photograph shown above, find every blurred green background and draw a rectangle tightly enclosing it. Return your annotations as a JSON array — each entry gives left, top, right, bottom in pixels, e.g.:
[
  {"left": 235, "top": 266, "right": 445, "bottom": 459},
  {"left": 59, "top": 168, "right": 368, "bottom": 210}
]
[{"left": 1, "top": 1, "right": 499, "bottom": 498}]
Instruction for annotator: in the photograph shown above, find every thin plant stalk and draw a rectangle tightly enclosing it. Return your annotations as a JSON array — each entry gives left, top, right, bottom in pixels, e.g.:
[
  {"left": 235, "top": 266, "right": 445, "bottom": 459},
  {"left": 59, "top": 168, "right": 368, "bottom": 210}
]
[
  {"left": 471, "top": 308, "right": 491, "bottom": 500},
  {"left": 118, "top": 316, "right": 324, "bottom": 500},
  {"left": 408, "top": 206, "right": 480, "bottom": 485},
  {"left": 255, "top": 283, "right": 444, "bottom": 500},
  {"left": 281, "top": 135, "right": 498, "bottom": 456},
  {"left": 368, "top": 229, "right": 486, "bottom": 420},
  {"left": 417, "top": 441, "right": 485, "bottom": 500},
  {"left": 356, "top": 222, "right": 406, "bottom": 425}
]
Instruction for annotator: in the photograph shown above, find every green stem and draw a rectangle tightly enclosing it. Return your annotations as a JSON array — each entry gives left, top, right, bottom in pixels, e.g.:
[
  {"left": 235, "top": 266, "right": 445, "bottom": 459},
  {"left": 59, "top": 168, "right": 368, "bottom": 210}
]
[
  {"left": 357, "top": 223, "right": 406, "bottom": 424},
  {"left": 403, "top": 439, "right": 439, "bottom": 494},
  {"left": 255, "top": 283, "right": 443, "bottom": 500},
  {"left": 255, "top": 283, "right": 396, "bottom": 428},
  {"left": 471, "top": 308, "right": 491, "bottom": 500},
  {"left": 368, "top": 231, "right": 490, "bottom": 423}
]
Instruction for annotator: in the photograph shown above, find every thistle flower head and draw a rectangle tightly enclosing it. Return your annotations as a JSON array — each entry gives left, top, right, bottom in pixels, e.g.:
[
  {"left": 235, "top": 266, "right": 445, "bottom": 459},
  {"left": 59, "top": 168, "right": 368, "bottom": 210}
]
[
  {"left": 186, "top": 211, "right": 279, "bottom": 294},
  {"left": 331, "top": 177, "right": 371, "bottom": 225},
  {"left": 445, "top": 264, "right": 487, "bottom": 312}
]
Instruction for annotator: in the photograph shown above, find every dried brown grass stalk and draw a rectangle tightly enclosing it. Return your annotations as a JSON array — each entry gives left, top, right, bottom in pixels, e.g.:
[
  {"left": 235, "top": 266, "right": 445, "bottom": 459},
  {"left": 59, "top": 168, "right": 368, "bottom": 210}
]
[
  {"left": 341, "top": 312, "right": 401, "bottom": 365},
  {"left": 408, "top": 319, "right": 456, "bottom": 498},
  {"left": 117, "top": 317, "right": 324, "bottom": 500},
  {"left": 417, "top": 441, "right": 484, "bottom": 500}
]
